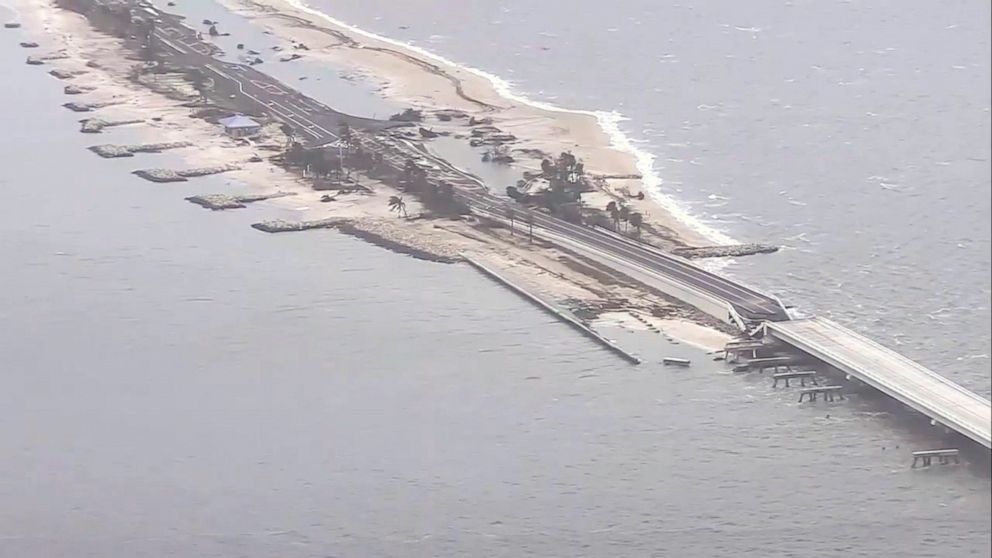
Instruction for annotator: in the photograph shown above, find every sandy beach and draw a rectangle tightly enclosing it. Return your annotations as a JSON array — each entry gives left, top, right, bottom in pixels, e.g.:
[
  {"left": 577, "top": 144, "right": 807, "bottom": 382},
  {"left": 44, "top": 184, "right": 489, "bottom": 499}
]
[
  {"left": 6, "top": 0, "right": 741, "bottom": 350},
  {"left": 213, "top": 0, "right": 724, "bottom": 248}
]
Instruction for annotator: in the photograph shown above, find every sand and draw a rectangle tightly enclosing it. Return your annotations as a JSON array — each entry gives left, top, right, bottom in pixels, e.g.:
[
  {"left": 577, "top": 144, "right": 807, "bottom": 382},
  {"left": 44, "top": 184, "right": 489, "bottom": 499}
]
[
  {"left": 8, "top": 0, "right": 738, "bottom": 350},
  {"left": 212, "top": 0, "right": 718, "bottom": 247}
]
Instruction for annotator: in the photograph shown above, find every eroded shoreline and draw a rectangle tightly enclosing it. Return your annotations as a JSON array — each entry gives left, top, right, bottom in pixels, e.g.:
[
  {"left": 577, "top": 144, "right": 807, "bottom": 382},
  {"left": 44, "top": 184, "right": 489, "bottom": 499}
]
[{"left": 5, "top": 0, "right": 742, "bottom": 349}]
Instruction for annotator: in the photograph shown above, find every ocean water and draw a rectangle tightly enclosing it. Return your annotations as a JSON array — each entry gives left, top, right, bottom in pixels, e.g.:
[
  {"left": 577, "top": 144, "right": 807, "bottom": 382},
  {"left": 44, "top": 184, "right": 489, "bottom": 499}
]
[
  {"left": 298, "top": 0, "right": 992, "bottom": 396},
  {"left": 1, "top": 2, "right": 990, "bottom": 556}
]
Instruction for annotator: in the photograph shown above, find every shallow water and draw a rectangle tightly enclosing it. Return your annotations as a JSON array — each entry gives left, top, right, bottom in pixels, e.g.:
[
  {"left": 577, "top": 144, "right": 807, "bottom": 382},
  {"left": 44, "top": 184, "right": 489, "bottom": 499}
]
[{"left": 0, "top": 3, "right": 989, "bottom": 556}]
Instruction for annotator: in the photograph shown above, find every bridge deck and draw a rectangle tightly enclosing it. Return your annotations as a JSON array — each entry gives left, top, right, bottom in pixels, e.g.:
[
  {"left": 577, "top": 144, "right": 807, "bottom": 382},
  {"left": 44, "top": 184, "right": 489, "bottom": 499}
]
[{"left": 765, "top": 317, "right": 991, "bottom": 448}]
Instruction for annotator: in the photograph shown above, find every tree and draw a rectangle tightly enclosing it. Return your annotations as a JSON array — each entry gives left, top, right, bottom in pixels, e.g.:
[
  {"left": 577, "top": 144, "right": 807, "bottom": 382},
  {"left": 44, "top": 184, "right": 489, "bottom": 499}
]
[
  {"left": 607, "top": 201, "right": 620, "bottom": 230},
  {"left": 285, "top": 141, "right": 305, "bottom": 166},
  {"left": 188, "top": 68, "right": 209, "bottom": 103},
  {"left": 505, "top": 205, "right": 516, "bottom": 235},
  {"left": 629, "top": 211, "right": 643, "bottom": 237},
  {"left": 280, "top": 123, "right": 295, "bottom": 148},
  {"left": 618, "top": 204, "right": 631, "bottom": 232},
  {"left": 524, "top": 211, "right": 535, "bottom": 243},
  {"left": 388, "top": 195, "right": 407, "bottom": 218}
]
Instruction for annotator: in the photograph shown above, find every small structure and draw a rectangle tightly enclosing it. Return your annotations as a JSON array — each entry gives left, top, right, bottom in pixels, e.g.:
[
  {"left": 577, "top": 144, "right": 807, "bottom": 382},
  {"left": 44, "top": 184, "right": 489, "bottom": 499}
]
[
  {"left": 218, "top": 114, "right": 261, "bottom": 138},
  {"left": 772, "top": 371, "right": 818, "bottom": 388},
  {"left": 798, "top": 386, "right": 844, "bottom": 403},
  {"left": 747, "top": 356, "right": 798, "bottom": 373},
  {"left": 911, "top": 449, "right": 960, "bottom": 468},
  {"left": 723, "top": 340, "right": 764, "bottom": 362}
]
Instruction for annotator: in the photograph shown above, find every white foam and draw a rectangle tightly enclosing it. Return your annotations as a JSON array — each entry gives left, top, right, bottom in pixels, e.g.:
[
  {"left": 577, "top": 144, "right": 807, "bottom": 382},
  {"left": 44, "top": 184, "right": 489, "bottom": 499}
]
[{"left": 284, "top": 0, "right": 737, "bottom": 246}]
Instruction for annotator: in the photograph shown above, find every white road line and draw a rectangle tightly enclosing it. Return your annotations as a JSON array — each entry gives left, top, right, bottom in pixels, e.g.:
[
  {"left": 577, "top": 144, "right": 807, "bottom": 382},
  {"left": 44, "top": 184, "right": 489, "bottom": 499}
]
[{"left": 154, "top": 33, "right": 186, "bottom": 54}]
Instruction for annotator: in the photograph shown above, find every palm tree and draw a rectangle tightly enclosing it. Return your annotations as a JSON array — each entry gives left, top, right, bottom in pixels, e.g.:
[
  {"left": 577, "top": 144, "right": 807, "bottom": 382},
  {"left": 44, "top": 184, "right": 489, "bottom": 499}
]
[
  {"left": 629, "top": 211, "right": 643, "bottom": 237},
  {"left": 618, "top": 204, "right": 631, "bottom": 232},
  {"left": 388, "top": 195, "right": 407, "bottom": 218},
  {"left": 606, "top": 201, "right": 620, "bottom": 230}
]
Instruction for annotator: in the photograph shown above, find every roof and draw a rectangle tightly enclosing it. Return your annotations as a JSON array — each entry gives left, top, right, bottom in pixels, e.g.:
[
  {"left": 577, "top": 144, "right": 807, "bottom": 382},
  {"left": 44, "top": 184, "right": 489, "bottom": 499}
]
[{"left": 218, "top": 114, "right": 260, "bottom": 129}]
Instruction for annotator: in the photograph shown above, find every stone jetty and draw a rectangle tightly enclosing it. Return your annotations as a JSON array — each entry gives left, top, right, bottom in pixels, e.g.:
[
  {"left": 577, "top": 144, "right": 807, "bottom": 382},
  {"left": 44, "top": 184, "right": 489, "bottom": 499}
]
[
  {"left": 64, "top": 84, "right": 95, "bottom": 95},
  {"left": 251, "top": 217, "right": 339, "bottom": 233},
  {"left": 80, "top": 118, "right": 143, "bottom": 133},
  {"left": 89, "top": 141, "right": 192, "bottom": 158},
  {"left": 672, "top": 244, "right": 780, "bottom": 259},
  {"left": 63, "top": 100, "right": 120, "bottom": 112},
  {"left": 49, "top": 68, "right": 87, "bottom": 80},
  {"left": 185, "top": 191, "right": 295, "bottom": 210},
  {"left": 132, "top": 164, "right": 241, "bottom": 182},
  {"left": 26, "top": 53, "right": 69, "bottom": 65}
]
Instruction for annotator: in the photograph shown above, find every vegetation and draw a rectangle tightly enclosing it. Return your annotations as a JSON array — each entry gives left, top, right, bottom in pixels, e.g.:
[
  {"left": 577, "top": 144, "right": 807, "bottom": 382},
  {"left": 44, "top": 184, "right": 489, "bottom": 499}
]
[
  {"left": 280, "top": 126, "right": 465, "bottom": 216},
  {"left": 388, "top": 195, "right": 408, "bottom": 218},
  {"left": 280, "top": 123, "right": 295, "bottom": 148},
  {"left": 506, "top": 151, "right": 590, "bottom": 224},
  {"left": 187, "top": 68, "right": 209, "bottom": 103},
  {"left": 629, "top": 211, "right": 643, "bottom": 237}
]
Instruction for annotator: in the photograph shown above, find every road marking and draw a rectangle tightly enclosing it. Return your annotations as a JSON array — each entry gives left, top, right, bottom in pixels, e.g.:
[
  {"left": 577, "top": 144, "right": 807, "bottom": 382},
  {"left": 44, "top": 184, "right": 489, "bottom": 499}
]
[{"left": 250, "top": 80, "right": 286, "bottom": 95}]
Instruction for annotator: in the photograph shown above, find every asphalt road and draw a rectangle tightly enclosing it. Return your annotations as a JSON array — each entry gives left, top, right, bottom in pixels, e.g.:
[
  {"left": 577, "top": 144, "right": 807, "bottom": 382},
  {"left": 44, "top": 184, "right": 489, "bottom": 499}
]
[
  {"left": 138, "top": 1, "right": 789, "bottom": 324},
  {"left": 403, "top": 143, "right": 790, "bottom": 322},
  {"left": 149, "top": 9, "right": 388, "bottom": 145}
]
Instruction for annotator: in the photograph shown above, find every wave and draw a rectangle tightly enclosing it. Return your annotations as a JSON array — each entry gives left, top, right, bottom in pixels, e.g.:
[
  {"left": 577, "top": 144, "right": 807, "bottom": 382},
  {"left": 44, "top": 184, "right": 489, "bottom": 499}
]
[{"left": 285, "top": 0, "right": 737, "bottom": 246}]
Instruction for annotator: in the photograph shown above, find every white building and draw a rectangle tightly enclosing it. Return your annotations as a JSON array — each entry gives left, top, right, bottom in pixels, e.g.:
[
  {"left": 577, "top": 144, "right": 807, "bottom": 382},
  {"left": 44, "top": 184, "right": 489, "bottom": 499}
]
[{"left": 218, "top": 114, "right": 261, "bottom": 138}]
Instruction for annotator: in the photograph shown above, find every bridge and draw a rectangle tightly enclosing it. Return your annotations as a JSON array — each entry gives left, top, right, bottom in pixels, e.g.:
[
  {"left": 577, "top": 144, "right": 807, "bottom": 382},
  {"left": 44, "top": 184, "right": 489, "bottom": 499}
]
[{"left": 765, "top": 317, "right": 991, "bottom": 449}]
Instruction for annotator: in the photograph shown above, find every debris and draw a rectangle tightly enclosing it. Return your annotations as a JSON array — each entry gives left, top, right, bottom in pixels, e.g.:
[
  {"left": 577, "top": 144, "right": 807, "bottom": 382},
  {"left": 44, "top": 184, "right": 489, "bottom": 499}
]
[{"left": 389, "top": 108, "right": 423, "bottom": 122}]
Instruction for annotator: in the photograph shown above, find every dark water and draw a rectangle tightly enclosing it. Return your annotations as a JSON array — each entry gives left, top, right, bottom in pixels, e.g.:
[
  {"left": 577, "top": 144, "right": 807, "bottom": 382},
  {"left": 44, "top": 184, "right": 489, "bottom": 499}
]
[
  {"left": 306, "top": 0, "right": 992, "bottom": 397},
  {"left": 1, "top": 2, "right": 990, "bottom": 556}
]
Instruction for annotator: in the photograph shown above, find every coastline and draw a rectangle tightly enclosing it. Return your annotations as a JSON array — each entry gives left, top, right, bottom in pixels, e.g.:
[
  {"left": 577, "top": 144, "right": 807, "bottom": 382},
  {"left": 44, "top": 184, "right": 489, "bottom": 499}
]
[
  {"left": 212, "top": 0, "right": 735, "bottom": 248},
  {"left": 5, "top": 0, "right": 743, "bottom": 350}
]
